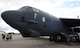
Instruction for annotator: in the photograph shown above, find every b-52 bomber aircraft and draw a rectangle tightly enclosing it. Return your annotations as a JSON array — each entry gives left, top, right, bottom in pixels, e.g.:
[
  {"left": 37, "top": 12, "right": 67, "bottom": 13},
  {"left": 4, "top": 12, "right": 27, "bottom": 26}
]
[{"left": 1, "top": 6, "right": 80, "bottom": 43}]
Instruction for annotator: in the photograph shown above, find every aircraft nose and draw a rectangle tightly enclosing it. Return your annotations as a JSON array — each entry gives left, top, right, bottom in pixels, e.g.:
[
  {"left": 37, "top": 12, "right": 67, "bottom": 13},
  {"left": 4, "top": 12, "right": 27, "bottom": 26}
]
[
  {"left": 1, "top": 11, "right": 16, "bottom": 25},
  {"left": 1, "top": 11, "right": 21, "bottom": 29},
  {"left": 1, "top": 11, "right": 10, "bottom": 22},
  {"left": 1, "top": 11, "right": 17, "bottom": 22}
]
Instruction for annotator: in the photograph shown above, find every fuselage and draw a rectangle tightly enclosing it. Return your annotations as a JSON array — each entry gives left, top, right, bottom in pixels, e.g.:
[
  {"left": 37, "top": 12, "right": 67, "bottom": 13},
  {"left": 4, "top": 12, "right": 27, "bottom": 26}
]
[{"left": 1, "top": 6, "right": 67, "bottom": 37}]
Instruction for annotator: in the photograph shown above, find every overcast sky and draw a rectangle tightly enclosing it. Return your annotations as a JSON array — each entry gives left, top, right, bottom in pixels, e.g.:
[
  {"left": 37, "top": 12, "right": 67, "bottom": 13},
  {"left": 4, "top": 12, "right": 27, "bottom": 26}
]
[{"left": 0, "top": 0, "right": 80, "bottom": 33}]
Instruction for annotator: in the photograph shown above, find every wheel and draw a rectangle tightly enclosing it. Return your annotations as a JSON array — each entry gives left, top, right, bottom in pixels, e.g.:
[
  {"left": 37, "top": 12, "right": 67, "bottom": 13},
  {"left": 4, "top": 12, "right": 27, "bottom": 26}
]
[
  {"left": 49, "top": 35, "right": 61, "bottom": 42},
  {"left": 49, "top": 36, "right": 53, "bottom": 41},
  {"left": 53, "top": 34, "right": 66, "bottom": 42},
  {"left": 56, "top": 35, "right": 62, "bottom": 42}
]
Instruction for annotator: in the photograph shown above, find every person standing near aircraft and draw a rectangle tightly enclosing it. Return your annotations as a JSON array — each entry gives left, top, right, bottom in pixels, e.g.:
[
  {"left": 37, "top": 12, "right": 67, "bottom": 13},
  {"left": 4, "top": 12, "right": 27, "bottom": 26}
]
[
  {"left": 9, "top": 33, "right": 12, "bottom": 40},
  {"left": 2, "top": 33, "right": 5, "bottom": 40}
]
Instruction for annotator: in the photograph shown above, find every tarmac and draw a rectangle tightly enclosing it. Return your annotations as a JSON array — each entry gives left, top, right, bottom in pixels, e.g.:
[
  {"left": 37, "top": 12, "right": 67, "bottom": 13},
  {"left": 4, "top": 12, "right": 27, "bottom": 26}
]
[{"left": 0, "top": 35, "right": 80, "bottom": 48}]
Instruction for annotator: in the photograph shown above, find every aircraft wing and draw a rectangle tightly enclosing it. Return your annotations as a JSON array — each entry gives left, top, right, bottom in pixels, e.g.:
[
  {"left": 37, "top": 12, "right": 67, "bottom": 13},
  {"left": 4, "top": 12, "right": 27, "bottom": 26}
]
[{"left": 60, "top": 18, "right": 80, "bottom": 27}]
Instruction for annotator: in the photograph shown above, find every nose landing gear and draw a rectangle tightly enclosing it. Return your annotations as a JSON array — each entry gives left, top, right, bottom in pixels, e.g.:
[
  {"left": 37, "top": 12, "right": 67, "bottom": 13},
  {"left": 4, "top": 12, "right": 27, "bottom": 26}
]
[{"left": 49, "top": 33, "right": 66, "bottom": 42}]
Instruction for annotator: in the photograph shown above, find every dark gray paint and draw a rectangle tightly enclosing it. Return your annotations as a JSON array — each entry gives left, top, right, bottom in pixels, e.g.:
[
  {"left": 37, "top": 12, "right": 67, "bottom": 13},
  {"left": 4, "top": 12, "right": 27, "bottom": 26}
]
[{"left": 1, "top": 6, "right": 79, "bottom": 37}]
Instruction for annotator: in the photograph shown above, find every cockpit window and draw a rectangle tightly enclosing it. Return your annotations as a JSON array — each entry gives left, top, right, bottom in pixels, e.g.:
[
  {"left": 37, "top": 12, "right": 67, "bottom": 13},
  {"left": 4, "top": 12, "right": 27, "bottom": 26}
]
[
  {"left": 42, "top": 17, "right": 46, "bottom": 22},
  {"left": 28, "top": 7, "right": 33, "bottom": 11},
  {"left": 32, "top": 8, "right": 39, "bottom": 13},
  {"left": 19, "top": 6, "right": 33, "bottom": 11},
  {"left": 34, "top": 13, "right": 37, "bottom": 20}
]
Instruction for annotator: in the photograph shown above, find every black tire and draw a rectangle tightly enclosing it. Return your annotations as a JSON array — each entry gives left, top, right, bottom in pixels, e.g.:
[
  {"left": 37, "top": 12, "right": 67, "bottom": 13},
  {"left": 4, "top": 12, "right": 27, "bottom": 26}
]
[
  {"left": 56, "top": 35, "right": 62, "bottom": 42},
  {"left": 53, "top": 34, "right": 66, "bottom": 42},
  {"left": 49, "top": 36, "right": 53, "bottom": 41}
]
